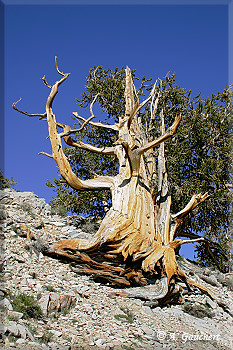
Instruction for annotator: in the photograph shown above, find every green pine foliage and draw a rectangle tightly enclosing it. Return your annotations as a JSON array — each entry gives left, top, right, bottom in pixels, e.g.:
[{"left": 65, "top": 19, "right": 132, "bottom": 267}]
[
  {"left": 47, "top": 66, "right": 232, "bottom": 271},
  {"left": 0, "top": 170, "right": 17, "bottom": 190}
]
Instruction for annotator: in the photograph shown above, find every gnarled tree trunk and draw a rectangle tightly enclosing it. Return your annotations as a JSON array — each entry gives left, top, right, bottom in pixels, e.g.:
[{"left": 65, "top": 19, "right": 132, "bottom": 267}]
[{"left": 13, "top": 58, "right": 212, "bottom": 302}]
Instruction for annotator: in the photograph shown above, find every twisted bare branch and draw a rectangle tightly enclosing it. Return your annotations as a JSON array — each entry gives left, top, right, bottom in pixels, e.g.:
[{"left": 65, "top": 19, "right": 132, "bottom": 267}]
[
  {"left": 55, "top": 56, "right": 67, "bottom": 76},
  {"left": 137, "top": 113, "right": 182, "bottom": 156},
  {"left": 58, "top": 115, "right": 95, "bottom": 138},
  {"left": 171, "top": 192, "right": 209, "bottom": 220},
  {"left": 44, "top": 58, "right": 114, "bottom": 191},
  {"left": 90, "top": 93, "right": 99, "bottom": 118},
  {"left": 58, "top": 94, "right": 101, "bottom": 138},
  {"left": 72, "top": 112, "right": 118, "bottom": 131},
  {"left": 65, "top": 139, "right": 115, "bottom": 155},
  {"left": 41, "top": 75, "right": 52, "bottom": 88},
  {"left": 58, "top": 123, "right": 115, "bottom": 155},
  {"left": 12, "top": 98, "right": 47, "bottom": 120}
]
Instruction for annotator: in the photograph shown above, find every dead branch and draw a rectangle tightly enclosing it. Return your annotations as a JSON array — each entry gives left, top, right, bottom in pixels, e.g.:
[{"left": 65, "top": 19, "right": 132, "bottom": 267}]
[
  {"left": 56, "top": 122, "right": 115, "bottom": 155},
  {"left": 155, "top": 108, "right": 171, "bottom": 244},
  {"left": 137, "top": 113, "right": 182, "bottom": 155},
  {"left": 41, "top": 75, "right": 52, "bottom": 88},
  {"left": 58, "top": 115, "right": 95, "bottom": 138},
  {"left": 72, "top": 112, "right": 118, "bottom": 131},
  {"left": 58, "top": 94, "right": 101, "bottom": 138},
  {"left": 55, "top": 56, "right": 66, "bottom": 76},
  {"left": 90, "top": 94, "right": 99, "bottom": 118},
  {"left": 127, "top": 82, "right": 157, "bottom": 128},
  {"left": 177, "top": 267, "right": 215, "bottom": 299},
  {"left": 12, "top": 98, "right": 47, "bottom": 120},
  {"left": 123, "top": 277, "right": 169, "bottom": 301},
  {"left": 171, "top": 192, "right": 209, "bottom": 220},
  {"left": 65, "top": 139, "right": 115, "bottom": 155},
  {"left": 43, "top": 59, "right": 114, "bottom": 190},
  {"left": 38, "top": 152, "right": 54, "bottom": 159},
  {"left": 149, "top": 87, "right": 160, "bottom": 131},
  {"left": 176, "top": 237, "right": 205, "bottom": 246}
]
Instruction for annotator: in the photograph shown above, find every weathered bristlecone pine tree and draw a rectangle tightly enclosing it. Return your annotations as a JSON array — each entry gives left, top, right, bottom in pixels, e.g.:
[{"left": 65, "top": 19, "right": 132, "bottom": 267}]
[{"left": 14, "top": 58, "right": 214, "bottom": 304}]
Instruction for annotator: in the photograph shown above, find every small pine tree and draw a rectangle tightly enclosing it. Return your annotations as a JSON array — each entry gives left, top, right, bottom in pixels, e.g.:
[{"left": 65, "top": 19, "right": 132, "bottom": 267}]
[{"left": 0, "top": 170, "right": 17, "bottom": 190}]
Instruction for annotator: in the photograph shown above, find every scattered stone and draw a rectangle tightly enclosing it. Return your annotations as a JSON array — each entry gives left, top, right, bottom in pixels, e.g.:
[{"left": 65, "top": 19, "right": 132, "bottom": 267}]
[
  {"left": 17, "top": 324, "right": 27, "bottom": 339},
  {"left": 0, "top": 207, "right": 7, "bottom": 220},
  {"left": 50, "top": 330, "right": 63, "bottom": 337},
  {"left": 34, "top": 220, "right": 45, "bottom": 229},
  {"left": 142, "top": 305, "right": 155, "bottom": 317},
  {"left": 6, "top": 322, "right": 20, "bottom": 337},
  {"left": 141, "top": 324, "right": 154, "bottom": 336},
  {"left": 4, "top": 337, "right": 10, "bottom": 348},
  {"left": 95, "top": 338, "right": 106, "bottom": 347},
  {"left": 200, "top": 273, "right": 221, "bottom": 287},
  {"left": 0, "top": 298, "right": 13, "bottom": 311},
  {"left": 1, "top": 188, "right": 232, "bottom": 350},
  {"left": 7, "top": 311, "right": 24, "bottom": 319},
  {"left": 205, "top": 296, "right": 217, "bottom": 309},
  {"left": 38, "top": 293, "right": 50, "bottom": 316}
]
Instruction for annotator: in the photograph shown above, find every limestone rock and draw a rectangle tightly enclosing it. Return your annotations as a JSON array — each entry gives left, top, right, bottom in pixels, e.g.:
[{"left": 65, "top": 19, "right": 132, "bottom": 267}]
[
  {"left": 7, "top": 311, "right": 24, "bottom": 319},
  {"left": 0, "top": 298, "right": 13, "bottom": 311},
  {"left": 1, "top": 188, "right": 232, "bottom": 350}
]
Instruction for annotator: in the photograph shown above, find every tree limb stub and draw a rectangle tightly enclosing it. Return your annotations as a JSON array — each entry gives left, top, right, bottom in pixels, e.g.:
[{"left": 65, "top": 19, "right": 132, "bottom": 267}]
[{"left": 38, "top": 152, "right": 54, "bottom": 159}]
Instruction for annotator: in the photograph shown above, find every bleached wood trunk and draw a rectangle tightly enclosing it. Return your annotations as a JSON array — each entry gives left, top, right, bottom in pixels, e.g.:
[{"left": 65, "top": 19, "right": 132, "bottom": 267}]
[{"left": 13, "top": 59, "right": 213, "bottom": 301}]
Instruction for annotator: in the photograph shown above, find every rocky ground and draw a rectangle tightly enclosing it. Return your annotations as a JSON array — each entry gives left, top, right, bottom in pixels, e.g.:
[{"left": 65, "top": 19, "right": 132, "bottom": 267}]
[{"left": 0, "top": 188, "right": 232, "bottom": 350}]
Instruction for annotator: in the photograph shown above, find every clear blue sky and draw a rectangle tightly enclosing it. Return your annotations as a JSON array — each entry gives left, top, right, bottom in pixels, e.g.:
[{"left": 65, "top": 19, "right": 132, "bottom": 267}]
[{"left": 4, "top": 4, "right": 229, "bottom": 259}]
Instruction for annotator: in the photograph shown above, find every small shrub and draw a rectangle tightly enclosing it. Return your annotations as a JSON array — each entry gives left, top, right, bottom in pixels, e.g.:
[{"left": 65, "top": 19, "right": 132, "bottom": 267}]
[
  {"left": 114, "top": 308, "right": 134, "bottom": 324},
  {"left": 40, "top": 330, "right": 53, "bottom": 344},
  {"left": 7, "top": 314, "right": 18, "bottom": 321},
  {"left": 37, "top": 292, "right": 42, "bottom": 300},
  {"left": 12, "top": 293, "right": 43, "bottom": 319},
  {"left": 12, "top": 225, "right": 20, "bottom": 234},
  {"left": 81, "top": 220, "right": 100, "bottom": 234},
  {"left": 50, "top": 203, "right": 67, "bottom": 217},
  {"left": 183, "top": 303, "right": 214, "bottom": 319},
  {"left": 71, "top": 318, "right": 78, "bottom": 323},
  {"left": 50, "top": 311, "right": 59, "bottom": 319},
  {"left": 222, "top": 275, "right": 233, "bottom": 291},
  {"left": 121, "top": 345, "right": 134, "bottom": 350},
  {"left": 24, "top": 321, "right": 37, "bottom": 334},
  {"left": 19, "top": 204, "right": 36, "bottom": 219},
  {"left": 45, "top": 285, "right": 57, "bottom": 292},
  {"left": 0, "top": 304, "right": 7, "bottom": 312},
  {"left": 114, "top": 314, "right": 134, "bottom": 324},
  {"left": 49, "top": 307, "right": 71, "bottom": 319},
  {"left": 62, "top": 307, "right": 70, "bottom": 315},
  {"left": 8, "top": 334, "right": 18, "bottom": 342}
]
